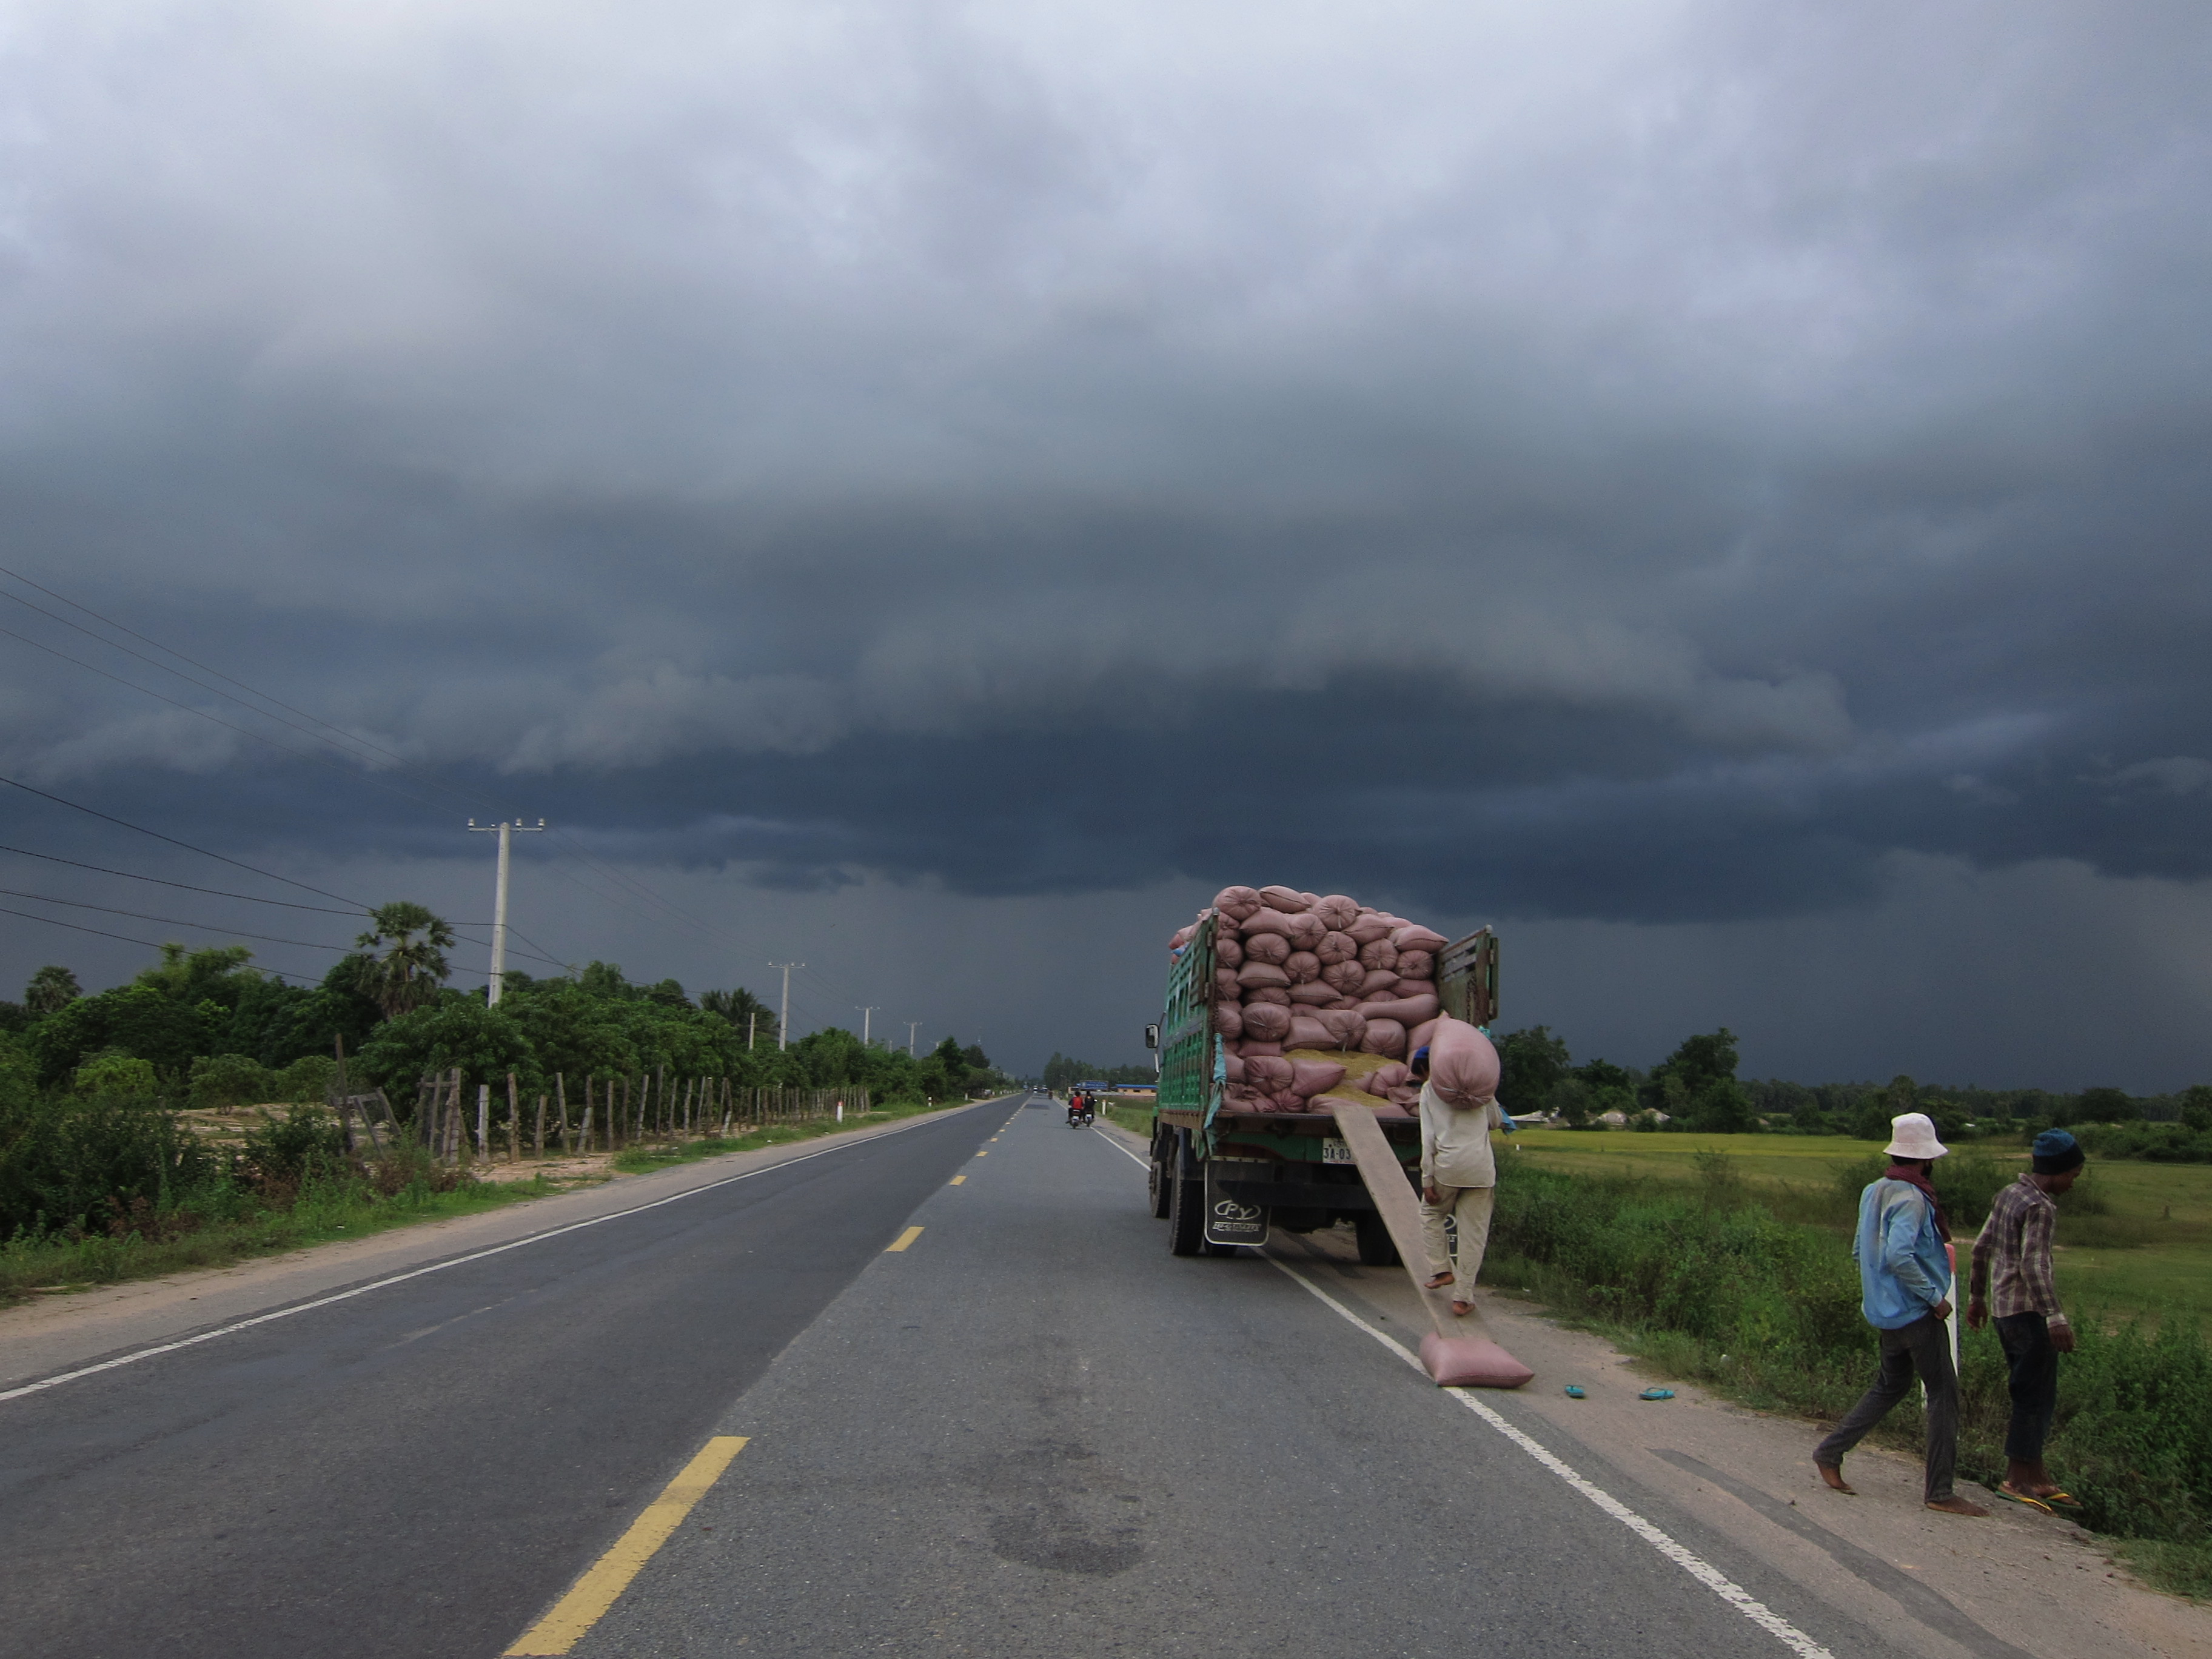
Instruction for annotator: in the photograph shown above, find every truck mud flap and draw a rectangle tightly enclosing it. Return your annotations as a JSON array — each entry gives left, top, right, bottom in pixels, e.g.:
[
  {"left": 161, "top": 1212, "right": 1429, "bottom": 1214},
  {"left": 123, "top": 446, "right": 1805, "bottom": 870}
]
[{"left": 1203, "top": 1162, "right": 1270, "bottom": 1248}]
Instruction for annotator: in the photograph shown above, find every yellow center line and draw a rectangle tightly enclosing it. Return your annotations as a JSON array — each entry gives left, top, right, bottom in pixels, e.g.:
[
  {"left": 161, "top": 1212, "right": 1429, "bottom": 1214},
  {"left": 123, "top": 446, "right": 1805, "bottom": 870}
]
[
  {"left": 949, "top": 1175, "right": 966, "bottom": 1185},
  {"left": 974, "top": 1150, "right": 988, "bottom": 1156},
  {"left": 504, "top": 1435, "right": 749, "bottom": 1656},
  {"left": 886, "top": 1225, "right": 925, "bottom": 1252}
]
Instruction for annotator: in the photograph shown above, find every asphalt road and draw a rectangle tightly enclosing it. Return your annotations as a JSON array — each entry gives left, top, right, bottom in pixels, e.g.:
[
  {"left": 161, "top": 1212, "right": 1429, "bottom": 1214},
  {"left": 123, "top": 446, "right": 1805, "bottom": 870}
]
[
  {"left": 0, "top": 1100, "right": 1008, "bottom": 1659},
  {"left": 2, "top": 1094, "right": 1911, "bottom": 1659}
]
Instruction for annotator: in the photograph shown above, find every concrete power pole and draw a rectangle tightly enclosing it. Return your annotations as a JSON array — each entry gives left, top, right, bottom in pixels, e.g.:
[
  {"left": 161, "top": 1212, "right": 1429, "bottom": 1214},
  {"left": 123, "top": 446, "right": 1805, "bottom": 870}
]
[
  {"left": 769, "top": 962, "right": 803, "bottom": 1051},
  {"left": 905, "top": 1020, "right": 921, "bottom": 1057},
  {"left": 467, "top": 818, "right": 545, "bottom": 1005},
  {"left": 856, "top": 1006, "right": 879, "bottom": 1045}
]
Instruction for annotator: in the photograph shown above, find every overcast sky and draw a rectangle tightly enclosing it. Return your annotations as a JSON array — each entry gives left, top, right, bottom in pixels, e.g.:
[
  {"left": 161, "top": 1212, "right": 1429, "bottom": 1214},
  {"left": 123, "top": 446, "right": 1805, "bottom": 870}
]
[{"left": 2, "top": 0, "right": 2208, "bottom": 1089}]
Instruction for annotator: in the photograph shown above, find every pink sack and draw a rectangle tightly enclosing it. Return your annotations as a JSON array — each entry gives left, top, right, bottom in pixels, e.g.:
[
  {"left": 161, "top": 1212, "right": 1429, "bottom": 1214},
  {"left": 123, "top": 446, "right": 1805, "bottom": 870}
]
[
  {"left": 1238, "top": 961, "right": 1291, "bottom": 989},
  {"left": 1223, "top": 1053, "right": 1245, "bottom": 1084},
  {"left": 1212, "top": 886, "right": 1262, "bottom": 922},
  {"left": 1169, "top": 923, "right": 1195, "bottom": 951},
  {"left": 1243, "top": 931, "right": 1290, "bottom": 965},
  {"left": 1392, "top": 976, "right": 1436, "bottom": 999},
  {"left": 1357, "top": 967, "right": 1402, "bottom": 997},
  {"left": 1314, "top": 930, "right": 1358, "bottom": 965},
  {"left": 1359, "top": 993, "right": 1440, "bottom": 1026},
  {"left": 1215, "top": 934, "right": 1245, "bottom": 968},
  {"left": 1286, "top": 912, "right": 1327, "bottom": 951},
  {"left": 1394, "top": 950, "right": 1434, "bottom": 979},
  {"left": 1247, "top": 985, "right": 1293, "bottom": 1005},
  {"left": 1215, "top": 968, "right": 1242, "bottom": 999},
  {"left": 1346, "top": 914, "right": 1393, "bottom": 945},
  {"left": 1286, "top": 981, "right": 1340, "bottom": 1006},
  {"left": 1285, "top": 1015, "right": 1333, "bottom": 1049},
  {"left": 1310, "top": 894, "right": 1360, "bottom": 930},
  {"left": 1284, "top": 950, "right": 1321, "bottom": 984},
  {"left": 1213, "top": 1002, "right": 1244, "bottom": 1039},
  {"left": 1239, "top": 908, "right": 1303, "bottom": 940},
  {"left": 1270, "top": 1090, "right": 1305, "bottom": 1111},
  {"left": 1407, "top": 1017, "right": 1439, "bottom": 1056},
  {"left": 1359, "top": 1018, "right": 1407, "bottom": 1056},
  {"left": 1289, "top": 1058, "right": 1347, "bottom": 1098},
  {"left": 1392, "top": 924, "right": 1449, "bottom": 954},
  {"left": 1259, "top": 885, "right": 1310, "bottom": 913},
  {"left": 1321, "top": 959, "right": 1367, "bottom": 994},
  {"left": 1369, "top": 1062, "right": 1412, "bottom": 1094},
  {"left": 1239, "top": 1002, "right": 1292, "bottom": 1042},
  {"left": 1428, "top": 1016, "right": 1501, "bottom": 1108},
  {"left": 1316, "top": 1008, "right": 1366, "bottom": 1047},
  {"left": 1243, "top": 1055, "right": 1294, "bottom": 1092},
  {"left": 1358, "top": 939, "right": 1399, "bottom": 971},
  {"left": 1236, "top": 1040, "right": 1283, "bottom": 1058},
  {"left": 1388, "top": 1085, "right": 1421, "bottom": 1108}
]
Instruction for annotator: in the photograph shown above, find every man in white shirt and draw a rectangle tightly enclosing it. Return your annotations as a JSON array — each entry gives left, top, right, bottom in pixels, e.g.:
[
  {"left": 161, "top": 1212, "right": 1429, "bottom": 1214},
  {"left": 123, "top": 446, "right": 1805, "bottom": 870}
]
[{"left": 1412, "top": 1044, "right": 1511, "bottom": 1317}]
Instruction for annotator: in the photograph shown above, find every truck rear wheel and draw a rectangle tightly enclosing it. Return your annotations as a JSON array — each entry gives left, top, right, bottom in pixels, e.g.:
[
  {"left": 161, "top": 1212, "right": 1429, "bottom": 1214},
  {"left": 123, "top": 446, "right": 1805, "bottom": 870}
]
[
  {"left": 1354, "top": 1211, "right": 1400, "bottom": 1267},
  {"left": 1149, "top": 1139, "right": 1172, "bottom": 1218},
  {"left": 1167, "top": 1159, "right": 1206, "bottom": 1256}
]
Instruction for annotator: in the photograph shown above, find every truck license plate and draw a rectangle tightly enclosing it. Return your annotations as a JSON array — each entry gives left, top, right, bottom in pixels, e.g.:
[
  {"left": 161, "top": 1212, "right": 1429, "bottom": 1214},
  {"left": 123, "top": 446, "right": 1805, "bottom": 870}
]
[{"left": 1321, "top": 1138, "right": 1353, "bottom": 1164}]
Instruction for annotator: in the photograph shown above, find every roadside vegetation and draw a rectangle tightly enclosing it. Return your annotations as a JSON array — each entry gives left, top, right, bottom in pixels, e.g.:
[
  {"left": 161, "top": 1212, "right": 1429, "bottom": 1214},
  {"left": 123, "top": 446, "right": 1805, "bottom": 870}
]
[
  {"left": 0, "top": 919, "right": 1015, "bottom": 1305},
  {"left": 1484, "top": 1146, "right": 2212, "bottom": 1600}
]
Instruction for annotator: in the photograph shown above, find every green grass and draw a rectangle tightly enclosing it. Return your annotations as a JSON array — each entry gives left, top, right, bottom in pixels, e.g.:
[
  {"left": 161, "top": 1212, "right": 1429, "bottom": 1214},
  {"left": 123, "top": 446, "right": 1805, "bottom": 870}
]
[
  {"left": 1500, "top": 1129, "right": 2212, "bottom": 1330},
  {"left": 609, "top": 1096, "right": 959, "bottom": 1173},
  {"left": 0, "top": 1171, "right": 560, "bottom": 1305},
  {"left": 2, "top": 1097, "right": 976, "bottom": 1305},
  {"left": 1482, "top": 1153, "right": 2212, "bottom": 1602}
]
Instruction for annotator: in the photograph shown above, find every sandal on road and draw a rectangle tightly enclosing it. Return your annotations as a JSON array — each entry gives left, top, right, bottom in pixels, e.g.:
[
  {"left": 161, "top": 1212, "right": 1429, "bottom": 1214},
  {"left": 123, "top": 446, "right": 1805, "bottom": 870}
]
[{"left": 1996, "top": 1484, "right": 2054, "bottom": 1515}]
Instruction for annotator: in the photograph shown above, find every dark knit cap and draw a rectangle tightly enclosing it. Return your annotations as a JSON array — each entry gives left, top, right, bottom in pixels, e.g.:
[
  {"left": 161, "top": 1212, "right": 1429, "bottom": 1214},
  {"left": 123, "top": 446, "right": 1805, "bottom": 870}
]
[{"left": 2033, "top": 1128, "right": 2086, "bottom": 1175}]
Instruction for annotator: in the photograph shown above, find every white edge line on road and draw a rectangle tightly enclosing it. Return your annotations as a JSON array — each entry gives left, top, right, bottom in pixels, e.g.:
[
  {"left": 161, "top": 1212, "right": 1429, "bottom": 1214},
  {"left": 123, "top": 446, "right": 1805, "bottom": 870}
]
[
  {"left": 1262, "top": 1255, "right": 1835, "bottom": 1659},
  {"left": 1, "top": 1102, "right": 991, "bottom": 1406},
  {"left": 1095, "top": 1122, "right": 1830, "bottom": 1659}
]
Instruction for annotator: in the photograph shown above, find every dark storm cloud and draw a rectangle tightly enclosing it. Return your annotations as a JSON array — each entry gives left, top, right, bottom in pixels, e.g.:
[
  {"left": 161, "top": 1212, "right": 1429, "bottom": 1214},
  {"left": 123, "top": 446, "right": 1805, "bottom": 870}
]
[{"left": 2, "top": 0, "right": 2211, "bottom": 1074}]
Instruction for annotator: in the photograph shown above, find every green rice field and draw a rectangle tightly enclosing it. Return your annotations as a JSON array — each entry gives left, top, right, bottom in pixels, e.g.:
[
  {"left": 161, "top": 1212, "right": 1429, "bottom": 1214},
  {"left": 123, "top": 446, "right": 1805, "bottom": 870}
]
[{"left": 1500, "top": 1129, "right": 2212, "bottom": 1329}]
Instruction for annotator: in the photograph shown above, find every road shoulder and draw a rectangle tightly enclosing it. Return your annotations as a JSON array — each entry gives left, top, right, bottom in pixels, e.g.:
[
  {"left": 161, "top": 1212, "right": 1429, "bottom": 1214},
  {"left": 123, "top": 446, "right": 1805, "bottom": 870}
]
[{"left": 1101, "top": 1116, "right": 2212, "bottom": 1659}]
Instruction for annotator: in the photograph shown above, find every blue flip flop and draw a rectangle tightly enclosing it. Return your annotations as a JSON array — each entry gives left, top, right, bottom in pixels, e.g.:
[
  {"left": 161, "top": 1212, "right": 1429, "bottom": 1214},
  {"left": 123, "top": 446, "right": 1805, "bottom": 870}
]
[
  {"left": 1563, "top": 1386, "right": 1586, "bottom": 1399},
  {"left": 1638, "top": 1388, "right": 1675, "bottom": 1401}
]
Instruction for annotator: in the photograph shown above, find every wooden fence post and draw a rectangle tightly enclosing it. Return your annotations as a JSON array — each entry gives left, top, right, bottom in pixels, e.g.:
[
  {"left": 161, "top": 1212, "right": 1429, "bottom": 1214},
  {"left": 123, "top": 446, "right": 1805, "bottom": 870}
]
[
  {"left": 507, "top": 1072, "right": 521, "bottom": 1163},
  {"left": 556, "top": 1073, "right": 569, "bottom": 1151},
  {"left": 534, "top": 1093, "right": 546, "bottom": 1159}
]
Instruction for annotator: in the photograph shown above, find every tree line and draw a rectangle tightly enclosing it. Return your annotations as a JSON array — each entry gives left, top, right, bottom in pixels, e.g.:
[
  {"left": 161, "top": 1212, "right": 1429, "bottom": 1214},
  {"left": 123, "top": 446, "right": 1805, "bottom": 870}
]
[{"left": 1493, "top": 1024, "right": 2212, "bottom": 1145}]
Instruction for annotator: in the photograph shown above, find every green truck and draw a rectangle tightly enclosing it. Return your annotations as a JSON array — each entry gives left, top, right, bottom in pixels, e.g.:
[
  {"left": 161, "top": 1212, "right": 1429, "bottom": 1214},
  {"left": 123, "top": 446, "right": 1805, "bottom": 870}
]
[{"left": 1139, "top": 913, "right": 1499, "bottom": 1261}]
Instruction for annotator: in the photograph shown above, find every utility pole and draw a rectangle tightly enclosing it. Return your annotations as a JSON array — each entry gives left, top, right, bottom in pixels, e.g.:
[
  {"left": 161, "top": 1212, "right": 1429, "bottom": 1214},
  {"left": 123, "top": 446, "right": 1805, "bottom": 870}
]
[
  {"left": 856, "top": 1006, "right": 879, "bottom": 1045},
  {"left": 770, "top": 962, "right": 802, "bottom": 1050},
  {"left": 467, "top": 818, "right": 545, "bottom": 1005},
  {"left": 905, "top": 1020, "right": 921, "bottom": 1057}
]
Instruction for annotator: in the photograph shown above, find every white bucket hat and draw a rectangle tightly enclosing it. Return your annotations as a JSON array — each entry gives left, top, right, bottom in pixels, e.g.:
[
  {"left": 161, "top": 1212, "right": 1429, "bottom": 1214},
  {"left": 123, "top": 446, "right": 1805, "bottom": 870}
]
[{"left": 1884, "top": 1112, "right": 1948, "bottom": 1161}]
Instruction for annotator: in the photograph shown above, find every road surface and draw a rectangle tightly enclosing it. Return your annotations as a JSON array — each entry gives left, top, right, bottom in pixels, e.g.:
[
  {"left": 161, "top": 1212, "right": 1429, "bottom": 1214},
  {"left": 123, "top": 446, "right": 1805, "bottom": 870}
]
[{"left": 0, "top": 1093, "right": 1923, "bottom": 1658}]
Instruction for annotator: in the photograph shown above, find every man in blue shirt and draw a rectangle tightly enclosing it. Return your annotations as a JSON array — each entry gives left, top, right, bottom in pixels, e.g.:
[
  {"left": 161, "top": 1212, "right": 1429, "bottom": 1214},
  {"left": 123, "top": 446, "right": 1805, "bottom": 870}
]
[{"left": 1812, "top": 1113, "right": 1988, "bottom": 1517}]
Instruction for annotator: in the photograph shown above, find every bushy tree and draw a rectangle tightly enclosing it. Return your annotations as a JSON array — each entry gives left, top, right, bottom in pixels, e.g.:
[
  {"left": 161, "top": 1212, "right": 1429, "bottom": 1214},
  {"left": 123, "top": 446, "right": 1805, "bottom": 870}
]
[
  {"left": 24, "top": 964, "right": 81, "bottom": 1015},
  {"left": 135, "top": 943, "right": 258, "bottom": 1010},
  {"left": 700, "top": 986, "right": 777, "bottom": 1045},
  {"left": 355, "top": 902, "right": 455, "bottom": 1019},
  {"left": 74, "top": 1050, "right": 159, "bottom": 1098},
  {"left": 1646, "top": 1029, "right": 1752, "bottom": 1133},
  {"left": 1496, "top": 1026, "right": 1570, "bottom": 1116},
  {"left": 189, "top": 1052, "right": 278, "bottom": 1110}
]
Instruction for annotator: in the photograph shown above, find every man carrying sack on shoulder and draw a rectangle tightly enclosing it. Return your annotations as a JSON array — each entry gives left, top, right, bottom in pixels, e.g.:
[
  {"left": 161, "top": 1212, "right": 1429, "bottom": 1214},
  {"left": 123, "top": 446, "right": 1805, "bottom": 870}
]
[
  {"left": 1813, "top": 1113, "right": 1988, "bottom": 1517},
  {"left": 1412, "top": 1044, "right": 1511, "bottom": 1319},
  {"left": 1966, "top": 1128, "right": 2087, "bottom": 1515}
]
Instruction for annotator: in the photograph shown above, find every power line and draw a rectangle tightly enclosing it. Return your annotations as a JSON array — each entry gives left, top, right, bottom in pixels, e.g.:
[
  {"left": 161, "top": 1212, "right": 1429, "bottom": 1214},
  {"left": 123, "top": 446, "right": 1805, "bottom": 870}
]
[
  {"left": 0, "top": 566, "right": 701, "bottom": 970},
  {"left": 0, "top": 773, "right": 367, "bottom": 908},
  {"left": 0, "top": 903, "right": 322, "bottom": 982},
  {"left": 0, "top": 842, "right": 363, "bottom": 914},
  {"left": 0, "top": 886, "right": 363, "bottom": 954}
]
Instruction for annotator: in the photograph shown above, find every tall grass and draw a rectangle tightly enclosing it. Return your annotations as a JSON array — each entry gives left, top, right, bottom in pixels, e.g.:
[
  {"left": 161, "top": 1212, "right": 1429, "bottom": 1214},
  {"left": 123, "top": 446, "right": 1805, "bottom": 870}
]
[{"left": 1486, "top": 1157, "right": 2212, "bottom": 1596}]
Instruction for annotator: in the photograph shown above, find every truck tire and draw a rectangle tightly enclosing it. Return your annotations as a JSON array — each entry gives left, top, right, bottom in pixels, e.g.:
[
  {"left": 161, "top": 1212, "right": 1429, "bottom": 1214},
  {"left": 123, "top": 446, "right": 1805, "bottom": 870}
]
[
  {"left": 1167, "top": 1159, "right": 1207, "bottom": 1256},
  {"left": 1354, "top": 1211, "right": 1400, "bottom": 1267},
  {"left": 1149, "top": 1145, "right": 1172, "bottom": 1218}
]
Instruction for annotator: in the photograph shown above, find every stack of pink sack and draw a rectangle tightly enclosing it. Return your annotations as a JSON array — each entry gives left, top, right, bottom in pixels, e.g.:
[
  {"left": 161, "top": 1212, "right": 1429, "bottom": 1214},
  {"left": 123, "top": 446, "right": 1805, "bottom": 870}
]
[{"left": 1167, "top": 885, "right": 1456, "bottom": 1116}]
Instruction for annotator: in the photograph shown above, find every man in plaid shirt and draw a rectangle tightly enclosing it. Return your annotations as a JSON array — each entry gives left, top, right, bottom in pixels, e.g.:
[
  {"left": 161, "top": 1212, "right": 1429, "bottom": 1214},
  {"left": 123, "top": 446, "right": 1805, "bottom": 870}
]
[{"left": 1967, "top": 1128, "right": 2086, "bottom": 1513}]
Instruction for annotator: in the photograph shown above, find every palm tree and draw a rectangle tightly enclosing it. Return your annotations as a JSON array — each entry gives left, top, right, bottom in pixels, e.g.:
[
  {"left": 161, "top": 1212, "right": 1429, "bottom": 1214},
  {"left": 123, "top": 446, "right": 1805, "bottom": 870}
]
[
  {"left": 355, "top": 902, "right": 456, "bottom": 1020},
  {"left": 24, "top": 964, "right": 82, "bottom": 1014}
]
